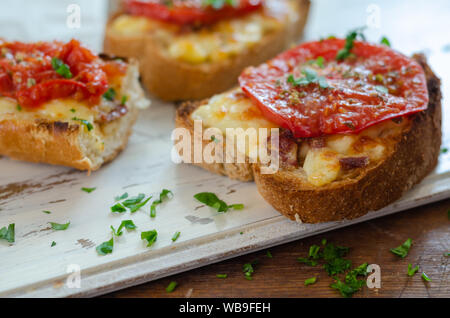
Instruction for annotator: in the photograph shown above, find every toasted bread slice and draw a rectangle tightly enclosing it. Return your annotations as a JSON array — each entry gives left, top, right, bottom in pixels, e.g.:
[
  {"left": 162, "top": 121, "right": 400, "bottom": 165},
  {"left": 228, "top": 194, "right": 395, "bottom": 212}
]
[
  {"left": 104, "top": 0, "right": 310, "bottom": 101},
  {"left": 175, "top": 54, "right": 442, "bottom": 222},
  {"left": 0, "top": 60, "right": 150, "bottom": 172}
]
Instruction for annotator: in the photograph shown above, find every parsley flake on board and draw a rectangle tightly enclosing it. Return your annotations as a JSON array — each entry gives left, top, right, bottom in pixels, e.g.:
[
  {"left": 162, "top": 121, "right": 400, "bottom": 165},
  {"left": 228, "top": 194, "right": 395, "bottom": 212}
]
[
  {"left": 390, "top": 238, "right": 413, "bottom": 258},
  {"left": 115, "top": 192, "right": 129, "bottom": 201},
  {"left": 216, "top": 274, "right": 228, "bottom": 279},
  {"left": 81, "top": 187, "right": 96, "bottom": 193},
  {"left": 421, "top": 272, "right": 432, "bottom": 282},
  {"left": 96, "top": 237, "right": 114, "bottom": 256},
  {"left": 42, "top": 210, "right": 51, "bottom": 214},
  {"left": 194, "top": 192, "right": 244, "bottom": 213},
  {"left": 150, "top": 189, "right": 173, "bottom": 218},
  {"left": 51, "top": 57, "right": 72, "bottom": 79},
  {"left": 51, "top": 241, "right": 56, "bottom": 247},
  {"left": 141, "top": 230, "right": 158, "bottom": 247},
  {"left": 49, "top": 222, "right": 70, "bottom": 231},
  {"left": 171, "top": 231, "right": 181, "bottom": 242},
  {"left": 407, "top": 264, "right": 419, "bottom": 277},
  {"left": 113, "top": 193, "right": 152, "bottom": 213},
  {"left": 0, "top": 223, "right": 15, "bottom": 243},
  {"left": 111, "top": 203, "right": 127, "bottom": 213},
  {"left": 111, "top": 220, "right": 137, "bottom": 237}
]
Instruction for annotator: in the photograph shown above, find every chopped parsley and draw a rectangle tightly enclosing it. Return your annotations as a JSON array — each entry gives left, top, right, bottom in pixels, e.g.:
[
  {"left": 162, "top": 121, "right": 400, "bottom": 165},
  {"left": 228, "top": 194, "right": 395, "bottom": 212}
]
[
  {"left": 166, "top": 281, "right": 178, "bottom": 293},
  {"left": 216, "top": 274, "right": 228, "bottom": 279},
  {"left": 16, "top": 104, "right": 22, "bottom": 111},
  {"left": 194, "top": 192, "right": 244, "bottom": 213},
  {"left": 407, "top": 264, "right": 419, "bottom": 277},
  {"left": 51, "top": 57, "right": 73, "bottom": 79},
  {"left": 171, "top": 231, "right": 181, "bottom": 242},
  {"left": 304, "top": 277, "right": 317, "bottom": 286},
  {"left": 72, "top": 117, "right": 93, "bottom": 131},
  {"left": 308, "top": 56, "right": 325, "bottom": 68},
  {"left": 331, "top": 263, "right": 368, "bottom": 298},
  {"left": 287, "top": 68, "right": 329, "bottom": 89},
  {"left": 266, "top": 251, "right": 273, "bottom": 258},
  {"left": 118, "top": 193, "right": 152, "bottom": 213},
  {"left": 380, "top": 36, "right": 391, "bottom": 47},
  {"left": 421, "top": 272, "right": 431, "bottom": 282},
  {"left": 121, "top": 95, "right": 128, "bottom": 106},
  {"left": 49, "top": 222, "right": 70, "bottom": 231},
  {"left": 81, "top": 187, "right": 96, "bottom": 193},
  {"left": 336, "top": 27, "right": 366, "bottom": 61},
  {"left": 243, "top": 260, "right": 258, "bottom": 280},
  {"left": 0, "top": 223, "right": 15, "bottom": 243},
  {"left": 51, "top": 241, "right": 57, "bottom": 247},
  {"left": 390, "top": 238, "right": 413, "bottom": 258},
  {"left": 96, "top": 237, "right": 114, "bottom": 256},
  {"left": 111, "top": 203, "right": 127, "bottom": 213},
  {"left": 42, "top": 210, "right": 51, "bottom": 214},
  {"left": 441, "top": 148, "right": 448, "bottom": 154},
  {"left": 150, "top": 189, "right": 173, "bottom": 218},
  {"left": 70, "top": 108, "right": 76, "bottom": 113},
  {"left": 111, "top": 220, "right": 137, "bottom": 237},
  {"left": 141, "top": 230, "right": 158, "bottom": 247},
  {"left": 103, "top": 88, "right": 116, "bottom": 101},
  {"left": 115, "top": 192, "right": 129, "bottom": 201},
  {"left": 203, "top": 0, "right": 236, "bottom": 9}
]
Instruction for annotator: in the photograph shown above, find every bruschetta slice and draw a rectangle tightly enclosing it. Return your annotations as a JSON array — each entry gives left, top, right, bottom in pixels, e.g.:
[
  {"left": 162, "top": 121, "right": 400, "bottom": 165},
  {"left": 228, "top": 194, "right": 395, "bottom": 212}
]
[
  {"left": 175, "top": 37, "right": 442, "bottom": 223},
  {"left": 104, "top": 0, "right": 310, "bottom": 101},
  {"left": 0, "top": 39, "right": 149, "bottom": 171}
]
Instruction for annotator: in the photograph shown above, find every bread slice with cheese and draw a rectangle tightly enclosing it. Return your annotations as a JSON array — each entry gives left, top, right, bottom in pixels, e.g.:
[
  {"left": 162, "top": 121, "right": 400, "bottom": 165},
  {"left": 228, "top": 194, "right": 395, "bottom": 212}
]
[
  {"left": 104, "top": 0, "right": 311, "bottom": 101},
  {"left": 175, "top": 54, "right": 441, "bottom": 222},
  {"left": 0, "top": 58, "right": 149, "bottom": 171}
]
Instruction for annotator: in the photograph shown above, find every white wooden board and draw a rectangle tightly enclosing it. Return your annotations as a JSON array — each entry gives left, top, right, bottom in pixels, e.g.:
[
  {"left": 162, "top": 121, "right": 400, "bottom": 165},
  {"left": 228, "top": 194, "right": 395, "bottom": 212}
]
[{"left": 0, "top": 0, "right": 449, "bottom": 297}]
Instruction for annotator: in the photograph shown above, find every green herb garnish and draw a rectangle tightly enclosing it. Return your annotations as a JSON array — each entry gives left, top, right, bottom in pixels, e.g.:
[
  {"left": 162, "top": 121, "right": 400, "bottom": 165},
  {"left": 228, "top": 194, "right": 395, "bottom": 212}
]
[
  {"left": 51, "top": 241, "right": 56, "bottom": 247},
  {"left": 266, "top": 251, "right": 273, "bottom": 258},
  {"left": 122, "top": 193, "right": 152, "bottom": 213},
  {"left": 111, "top": 203, "right": 127, "bottom": 213},
  {"left": 51, "top": 57, "right": 72, "bottom": 79},
  {"left": 407, "top": 264, "right": 419, "bottom": 277},
  {"left": 380, "top": 36, "right": 391, "bottom": 47},
  {"left": 441, "top": 148, "right": 448, "bottom": 154},
  {"left": 115, "top": 192, "right": 129, "bottom": 201},
  {"left": 49, "top": 222, "right": 70, "bottom": 231},
  {"left": 141, "top": 230, "right": 158, "bottom": 247},
  {"left": 336, "top": 27, "right": 366, "bottom": 61},
  {"left": 0, "top": 223, "right": 15, "bottom": 243},
  {"left": 96, "top": 237, "right": 114, "bottom": 256},
  {"left": 150, "top": 189, "right": 173, "bottom": 218},
  {"left": 111, "top": 220, "right": 137, "bottom": 237},
  {"left": 171, "top": 231, "right": 181, "bottom": 242},
  {"left": 121, "top": 95, "right": 128, "bottom": 106},
  {"left": 166, "top": 281, "right": 178, "bottom": 293},
  {"left": 243, "top": 260, "right": 258, "bottom": 280},
  {"left": 194, "top": 192, "right": 244, "bottom": 213},
  {"left": 421, "top": 272, "right": 431, "bottom": 282},
  {"left": 287, "top": 68, "right": 329, "bottom": 89},
  {"left": 16, "top": 104, "right": 22, "bottom": 111},
  {"left": 390, "top": 238, "right": 413, "bottom": 258},
  {"left": 203, "top": 0, "right": 236, "bottom": 9},
  {"left": 43, "top": 210, "right": 51, "bottom": 214},
  {"left": 304, "top": 277, "right": 317, "bottom": 286},
  {"left": 331, "top": 263, "right": 368, "bottom": 297},
  {"left": 81, "top": 187, "right": 96, "bottom": 193},
  {"left": 103, "top": 88, "right": 116, "bottom": 101},
  {"left": 216, "top": 274, "right": 228, "bottom": 279},
  {"left": 72, "top": 117, "right": 93, "bottom": 131}
]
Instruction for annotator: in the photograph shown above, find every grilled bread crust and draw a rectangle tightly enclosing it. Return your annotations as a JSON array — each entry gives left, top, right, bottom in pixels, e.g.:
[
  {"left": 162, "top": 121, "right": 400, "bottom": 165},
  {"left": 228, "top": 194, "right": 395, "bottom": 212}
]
[
  {"left": 175, "top": 54, "right": 442, "bottom": 222},
  {"left": 0, "top": 61, "right": 148, "bottom": 172},
  {"left": 104, "top": 0, "right": 311, "bottom": 101}
]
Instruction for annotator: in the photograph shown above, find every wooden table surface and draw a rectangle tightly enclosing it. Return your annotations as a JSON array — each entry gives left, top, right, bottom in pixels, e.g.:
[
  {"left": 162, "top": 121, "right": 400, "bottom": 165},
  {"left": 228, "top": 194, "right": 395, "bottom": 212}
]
[{"left": 106, "top": 199, "right": 450, "bottom": 298}]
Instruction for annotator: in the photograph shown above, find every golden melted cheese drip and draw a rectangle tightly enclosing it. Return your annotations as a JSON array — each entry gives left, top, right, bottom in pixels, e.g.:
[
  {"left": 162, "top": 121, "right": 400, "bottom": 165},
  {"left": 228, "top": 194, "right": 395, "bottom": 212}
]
[
  {"left": 192, "top": 89, "right": 410, "bottom": 187},
  {"left": 111, "top": 0, "right": 299, "bottom": 64}
]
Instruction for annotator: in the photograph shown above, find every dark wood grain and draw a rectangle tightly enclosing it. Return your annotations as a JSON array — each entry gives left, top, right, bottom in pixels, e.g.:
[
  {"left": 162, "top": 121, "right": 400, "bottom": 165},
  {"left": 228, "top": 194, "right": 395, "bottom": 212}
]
[{"left": 105, "top": 199, "right": 450, "bottom": 298}]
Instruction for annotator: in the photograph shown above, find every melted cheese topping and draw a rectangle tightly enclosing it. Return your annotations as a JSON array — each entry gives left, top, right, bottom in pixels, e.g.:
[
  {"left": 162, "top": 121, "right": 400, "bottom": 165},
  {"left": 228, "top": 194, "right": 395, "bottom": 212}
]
[
  {"left": 111, "top": 0, "right": 298, "bottom": 64},
  {"left": 192, "top": 89, "right": 410, "bottom": 187}
]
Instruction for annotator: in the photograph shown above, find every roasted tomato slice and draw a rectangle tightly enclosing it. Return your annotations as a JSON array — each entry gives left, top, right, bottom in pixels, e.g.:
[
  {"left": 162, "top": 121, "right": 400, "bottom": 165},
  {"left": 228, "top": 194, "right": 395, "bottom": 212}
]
[
  {"left": 0, "top": 39, "right": 126, "bottom": 108},
  {"left": 239, "top": 38, "right": 429, "bottom": 138},
  {"left": 123, "top": 0, "right": 264, "bottom": 26}
]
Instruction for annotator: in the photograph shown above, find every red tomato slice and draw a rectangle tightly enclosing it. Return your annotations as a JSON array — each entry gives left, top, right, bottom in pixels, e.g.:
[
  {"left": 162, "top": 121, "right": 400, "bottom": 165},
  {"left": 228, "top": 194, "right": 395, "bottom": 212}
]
[
  {"left": 123, "top": 0, "right": 263, "bottom": 26},
  {"left": 0, "top": 40, "right": 125, "bottom": 108},
  {"left": 239, "top": 39, "right": 429, "bottom": 138}
]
